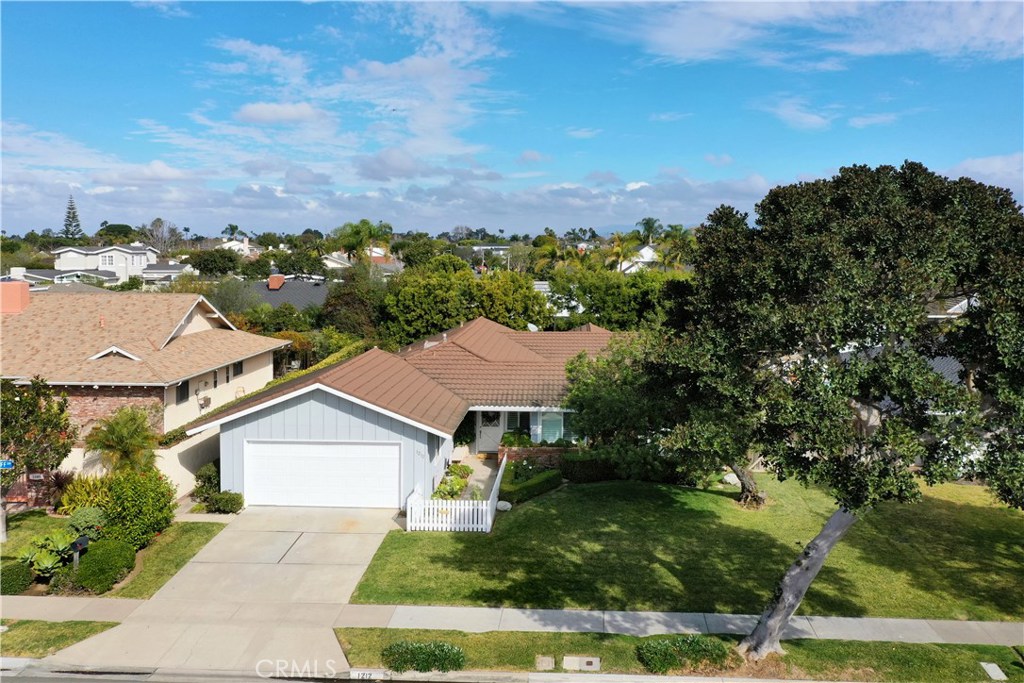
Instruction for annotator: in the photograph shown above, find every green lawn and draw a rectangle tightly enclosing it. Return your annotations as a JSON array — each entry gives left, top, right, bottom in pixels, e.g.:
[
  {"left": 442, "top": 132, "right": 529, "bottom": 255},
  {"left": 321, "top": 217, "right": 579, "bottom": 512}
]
[
  {"left": 0, "top": 510, "right": 68, "bottom": 561},
  {"left": 337, "top": 628, "right": 1024, "bottom": 682},
  {"left": 108, "top": 522, "right": 223, "bottom": 598},
  {"left": 352, "top": 477, "right": 1024, "bottom": 620},
  {"left": 0, "top": 619, "right": 117, "bottom": 658}
]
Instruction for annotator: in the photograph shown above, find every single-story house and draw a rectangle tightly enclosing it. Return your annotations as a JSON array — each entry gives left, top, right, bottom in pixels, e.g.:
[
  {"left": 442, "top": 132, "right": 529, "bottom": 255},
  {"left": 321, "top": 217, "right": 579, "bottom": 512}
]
[{"left": 186, "top": 317, "right": 612, "bottom": 508}]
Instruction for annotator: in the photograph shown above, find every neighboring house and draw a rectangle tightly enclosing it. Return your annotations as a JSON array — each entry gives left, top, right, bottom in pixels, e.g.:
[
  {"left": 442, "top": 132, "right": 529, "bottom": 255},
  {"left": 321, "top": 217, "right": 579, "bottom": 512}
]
[
  {"left": 249, "top": 274, "right": 331, "bottom": 309},
  {"left": 53, "top": 243, "right": 158, "bottom": 283},
  {"left": 322, "top": 251, "right": 353, "bottom": 270},
  {"left": 0, "top": 281, "right": 289, "bottom": 439},
  {"left": 186, "top": 317, "right": 612, "bottom": 508},
  {"left": 7, "top": 243, "right": 193, "bottom": 285},
  {"left": 619, "top": 244, "right": 660, "bottom": 273},
  {"left": 218, "top": 237, "right": 263, "bottom": 259},
  {"left": 926, "top": 295, "right": 976, "bottom": 320}
]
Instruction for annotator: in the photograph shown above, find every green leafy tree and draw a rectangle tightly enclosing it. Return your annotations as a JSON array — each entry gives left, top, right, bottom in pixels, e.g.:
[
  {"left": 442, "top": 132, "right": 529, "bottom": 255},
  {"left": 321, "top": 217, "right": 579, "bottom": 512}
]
[
  {"left": 274, "top": 250, "right": 326, "bottom": 277},
  {"left": 187, "top": 248, "right": 241, "bottom": 277},
  {"left": 208, "top": 276, "right": 261, "bottom": 316},
  {"left": 84, "top": 407, "right": 159, "bottom": 472},
  {"left": 392, "top": 236, "right": 443, "bottom": 269},
  {"left": 655, "top": 162, "right": 1024, "bottom": 660},
  {"left": 320, "top": 264, "right": 388, "bottom": 339},
  {"left": 61, "top": 195, "right": 84, "bottom": 239},
  {"left": 0, "top": 379, "right": 77, "bottom": 542},
  {"left": 93, "top": 223, "right": 136, "bottom": 245},
  {"left": 548, "top": 268, "right": 682, "bottom": 331}
]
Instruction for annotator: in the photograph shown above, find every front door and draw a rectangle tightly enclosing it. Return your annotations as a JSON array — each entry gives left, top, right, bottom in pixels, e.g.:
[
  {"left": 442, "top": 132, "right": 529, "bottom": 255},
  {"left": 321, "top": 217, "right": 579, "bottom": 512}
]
[{"left": 477, "top": 410, "right": 503, "bottom": 453}]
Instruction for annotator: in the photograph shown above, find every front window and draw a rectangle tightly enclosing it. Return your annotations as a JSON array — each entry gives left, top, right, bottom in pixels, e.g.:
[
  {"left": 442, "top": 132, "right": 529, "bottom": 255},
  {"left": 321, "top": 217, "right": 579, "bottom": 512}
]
[
  {"left": 213, "top": 369, "right": 218, "bottom": 388},
  {"left": 541, "top": 412, "right": 562, "bottom": 442},
  {"left": 100, "top": 254, "right": 115, "bottom": 267},
  {"left": 506, "top": 411, "right": 531, "bottom": 434},
  {"left": 480, "top": 410, "right": 500, "bottom": 428},
  {"left": 232, "top": 360, "right": 243, "bottom": 376},
  {"left": 175, "top": 381, "right": 189, "bottom": 405}
]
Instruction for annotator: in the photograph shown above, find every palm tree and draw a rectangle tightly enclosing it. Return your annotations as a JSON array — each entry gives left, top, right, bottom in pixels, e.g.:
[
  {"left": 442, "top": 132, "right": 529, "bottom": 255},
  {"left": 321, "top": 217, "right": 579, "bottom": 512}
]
[
  {"left": 660, "top": 223, "right": 695, "bottom": 271},
  {"left": 604, "top": 231, "right": 639, "bottom": 271},
  {"left": 635, "top": 217, "right": 664, "bottom": 245},
  {"left": 222, "top": 224, "right": 247, "bottom": 240},
  {"left": 84, "top": 407, "right": 158, "bottom": 472}
]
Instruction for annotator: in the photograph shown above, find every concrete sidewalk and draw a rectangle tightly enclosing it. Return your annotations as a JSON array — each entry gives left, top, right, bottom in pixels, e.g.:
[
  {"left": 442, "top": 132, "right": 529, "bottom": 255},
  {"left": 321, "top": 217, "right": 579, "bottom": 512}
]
[{"left": 5, "top": 596, "right": 1019, "bottom": 647}]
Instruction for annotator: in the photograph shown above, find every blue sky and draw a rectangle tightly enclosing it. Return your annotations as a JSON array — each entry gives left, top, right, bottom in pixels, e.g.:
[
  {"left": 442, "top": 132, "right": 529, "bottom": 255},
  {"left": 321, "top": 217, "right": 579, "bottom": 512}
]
[{"left": 2, "top": 1, "right": 1022, "bottom": 236}]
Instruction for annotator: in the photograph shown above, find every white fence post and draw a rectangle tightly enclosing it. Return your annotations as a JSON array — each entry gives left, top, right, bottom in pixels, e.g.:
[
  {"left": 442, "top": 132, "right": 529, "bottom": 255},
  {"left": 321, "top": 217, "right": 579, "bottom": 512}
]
[{"left": 406, "top": 457, "right": 508, "bottom": 533}]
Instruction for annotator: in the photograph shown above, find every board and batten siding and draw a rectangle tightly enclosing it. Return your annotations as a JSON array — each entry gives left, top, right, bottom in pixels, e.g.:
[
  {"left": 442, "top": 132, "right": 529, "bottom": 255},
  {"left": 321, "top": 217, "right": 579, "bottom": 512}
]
[{"left": 219, "top": 388, "right": 445, "bottom": 508}]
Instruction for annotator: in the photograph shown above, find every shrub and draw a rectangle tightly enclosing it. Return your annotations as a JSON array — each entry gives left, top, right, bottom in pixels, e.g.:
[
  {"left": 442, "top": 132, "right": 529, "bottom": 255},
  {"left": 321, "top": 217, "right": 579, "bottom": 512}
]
[
  {"left": 1, "top": 560, "right": 34, "bottom": 595},
  {"left": 431, "top": 476, "right": 468, "bottom": 500},
  {"left": 499, "top": 468, "right": 562, "bottom": 504},
  {"left": 636, "top": 635, "right": 731, "bottom": 674},
  {"left": 447, "top": 463, "right": 473, "bottom": 480},
  {"left": 67, "top": 506, "right": 106, "bottom": 541},
  {"left": 19, "top": 529, "right": 77, "bottom": 578},
  {"left": 50, "top": 470, "right": 76, "bottom": 508},
  {"left": 103, "top": 469, "right": 176, "bottom": 549},
  {"left": 73, "top": 539, "right": 136, "bottom": 593},
  {"left": 381, "top": 640, "right": 466, "bottom": 673},
  {"left": 561, "top": 450, "right": 620, "bottom": 483},
  {"left": 192, "top": 463, "right": 220, "bottom": 503},
  {"left": 507, "top": 458, "right": 546, "bottom": 484},
  {"left": 158, "top": 427, "right": 187, "bottom": 448},
  {"left": 58, "top": 476, "right": 112, "bottom": 515},
  {"left": 500, "top": 430, "right": 532, "bottom": 447},
  {"left": 207, "top": 491, "right": 245, "bottom": 514}
]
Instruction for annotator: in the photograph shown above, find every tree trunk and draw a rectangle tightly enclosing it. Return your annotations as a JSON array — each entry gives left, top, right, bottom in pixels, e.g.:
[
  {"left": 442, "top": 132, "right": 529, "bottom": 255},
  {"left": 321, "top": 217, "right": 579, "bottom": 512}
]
[
  {"left": 729, "top": 462, "right": 765, "bottom": 508},
  {"left": 0, "top": 495, "right": 7, "bottom": 543},
  {"left": 738, "top": 507, "right": 859, "bottom": 660}
]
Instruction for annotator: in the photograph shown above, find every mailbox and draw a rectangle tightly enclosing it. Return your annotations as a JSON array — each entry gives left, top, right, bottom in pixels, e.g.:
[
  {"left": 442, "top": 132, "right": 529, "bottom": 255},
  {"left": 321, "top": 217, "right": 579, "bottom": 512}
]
[{"left": 71, "top": 535, "right": 90, "bottom": 553}]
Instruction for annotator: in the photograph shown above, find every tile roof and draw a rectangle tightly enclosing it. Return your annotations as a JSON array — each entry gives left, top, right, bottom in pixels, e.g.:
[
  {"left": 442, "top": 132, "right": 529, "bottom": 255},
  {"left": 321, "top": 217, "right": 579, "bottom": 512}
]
[
  {"left": 190, "top": 317, "right": 613, "bottom": 437},
  {"left": 0, "top": 292, "right": 288, "bottom": 385},
  {"left": 189, "top": 347, "right": 469, "bottom": 435}
]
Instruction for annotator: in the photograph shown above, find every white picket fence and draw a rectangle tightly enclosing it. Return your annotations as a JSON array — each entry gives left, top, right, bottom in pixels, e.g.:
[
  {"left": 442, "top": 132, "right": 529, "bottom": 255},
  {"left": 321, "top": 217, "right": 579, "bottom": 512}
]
[{"left": 407, "top": 457, "right": 508, "bottom": 532}]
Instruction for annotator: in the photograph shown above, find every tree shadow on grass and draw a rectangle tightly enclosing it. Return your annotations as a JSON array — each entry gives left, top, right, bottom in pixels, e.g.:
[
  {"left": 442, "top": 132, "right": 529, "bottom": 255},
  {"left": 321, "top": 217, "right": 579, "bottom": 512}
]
[
  {"left": 434, "top": 480, "right": 864, "bottom": 618},
  {"left": 840, "top": 490, "right": 1024, "bottom": 621}
]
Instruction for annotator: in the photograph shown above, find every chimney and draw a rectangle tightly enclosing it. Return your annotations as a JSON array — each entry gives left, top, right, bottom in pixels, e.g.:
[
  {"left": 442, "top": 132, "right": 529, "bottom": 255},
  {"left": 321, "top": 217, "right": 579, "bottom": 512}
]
[
  {"left": 243, "top": 236, "right": 249, "bottom": 249},
  {"left": 268, "top": 274, "right": 285, "bottom": 291},
  {"left": 1, "top": 280, "right": 30, "bottom": 314}
]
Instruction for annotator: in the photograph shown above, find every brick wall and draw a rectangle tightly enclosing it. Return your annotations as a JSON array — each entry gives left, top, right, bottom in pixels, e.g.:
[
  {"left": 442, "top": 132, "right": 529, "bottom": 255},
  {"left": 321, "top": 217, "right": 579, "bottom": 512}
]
[
  {"left": 498, "top": 446, "right": 572, "bottom": 468},
  {"left": 61, "top": 385, "right": 165, "bottom": 441}
]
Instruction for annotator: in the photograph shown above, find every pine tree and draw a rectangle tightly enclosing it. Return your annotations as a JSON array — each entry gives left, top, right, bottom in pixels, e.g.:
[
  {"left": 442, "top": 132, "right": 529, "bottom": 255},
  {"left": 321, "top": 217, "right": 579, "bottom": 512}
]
[{"left": 61, "top": 195, "right": 83, "bottom": 239}]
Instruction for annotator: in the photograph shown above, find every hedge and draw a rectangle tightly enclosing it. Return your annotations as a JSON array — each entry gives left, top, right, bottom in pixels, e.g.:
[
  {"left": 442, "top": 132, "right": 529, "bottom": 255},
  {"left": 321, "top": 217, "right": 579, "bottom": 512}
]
[
  {"left": 1, "top": 560, "right": 34, "bottom": 595},
  {"left": 560, "top": 450, "right": 620, "bottom": 483},
  {"left": 72, "top": 539, "right": 137, "bottom": 594},
  {"left": 104, "top": 469, "right": 176, "bottom": 549},
  {"left": 207, "top": 491, "right": 245, "bottom": 514},
  {"left": 636, "top": 635, "right": 731, "bottom": 674},
  {"left": 499, "top": 468, "right": 563, "bottom": 504}
]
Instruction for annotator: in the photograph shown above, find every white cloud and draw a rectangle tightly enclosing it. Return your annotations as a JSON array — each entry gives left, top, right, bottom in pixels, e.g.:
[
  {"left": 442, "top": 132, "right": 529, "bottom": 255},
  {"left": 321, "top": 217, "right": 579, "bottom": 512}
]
[
  {"left": 649, "top": 111, "right": 690, "bottom": 122},
  {"left": 625, "top": 181, "right": 650, "bottom": 191},
  {"left": 760, "top": 97, "right": 836, "bottom": 131},
  {"left": 564, "top": 2, "right": 1021, "bottom": 69},
  {"left": 567, "top": 127, "right": 602, "bottom": 139},
  {"left": 518, "top": 149, "right": 547, "bottom": 164},
  {"left": 93, "top": 160, "right": 196, "bottom": 185},
  {"left": 235, "top": 102, "right": 323, "bottom": 124},
  {"left": 585, "top": 170, "right": 623, "bottom": 186},
  {"left": 704, "top": 153, "right": 734, "bottom": 167},
  {"left": 848, "top": 113, "right": 898, "bottom": 129},
  {"left": 946, "top": 152, "right": 1024, "bottom": 196},
  {"left": 131, "top": 1, "right": 190, "bottom": 18}
]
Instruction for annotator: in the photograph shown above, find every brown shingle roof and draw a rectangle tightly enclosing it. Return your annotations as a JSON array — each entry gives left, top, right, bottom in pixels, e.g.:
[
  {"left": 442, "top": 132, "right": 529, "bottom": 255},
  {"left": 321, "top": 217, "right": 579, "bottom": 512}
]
[{"left": 0, "top": 292, "right": 288, "bottom": 385}]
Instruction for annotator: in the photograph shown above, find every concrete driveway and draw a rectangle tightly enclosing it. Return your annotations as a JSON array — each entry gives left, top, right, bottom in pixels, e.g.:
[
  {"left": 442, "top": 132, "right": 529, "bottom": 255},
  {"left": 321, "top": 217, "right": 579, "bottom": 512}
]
[{"left": 48, "top": 507, "right": 402, "bottom": 674}]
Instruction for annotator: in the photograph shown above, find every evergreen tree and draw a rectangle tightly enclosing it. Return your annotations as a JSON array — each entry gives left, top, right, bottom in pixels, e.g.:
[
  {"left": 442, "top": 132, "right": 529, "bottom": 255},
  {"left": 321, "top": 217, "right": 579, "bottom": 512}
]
[{"left": 61, "top": 195, "right": 83, "bottom": 239}]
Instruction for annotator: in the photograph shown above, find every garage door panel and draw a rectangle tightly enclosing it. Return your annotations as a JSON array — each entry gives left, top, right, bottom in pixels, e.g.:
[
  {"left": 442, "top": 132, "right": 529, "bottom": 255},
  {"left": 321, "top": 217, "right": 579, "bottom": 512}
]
[{"left": 244, "top": 441, "right": 400, "bottom": 508}]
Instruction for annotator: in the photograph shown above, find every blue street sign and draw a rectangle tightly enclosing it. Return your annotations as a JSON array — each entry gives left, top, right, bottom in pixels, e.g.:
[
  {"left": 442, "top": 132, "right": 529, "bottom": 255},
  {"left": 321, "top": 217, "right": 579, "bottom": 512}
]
[{"left": 0, "top": 460, "right": 14, "bottom": 470}]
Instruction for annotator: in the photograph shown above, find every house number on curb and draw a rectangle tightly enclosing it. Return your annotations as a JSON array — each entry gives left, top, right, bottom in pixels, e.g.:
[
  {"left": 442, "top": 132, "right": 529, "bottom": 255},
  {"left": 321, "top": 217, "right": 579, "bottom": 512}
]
[{"left": 350, "top": 669, "right": 389, "bottom": 680}]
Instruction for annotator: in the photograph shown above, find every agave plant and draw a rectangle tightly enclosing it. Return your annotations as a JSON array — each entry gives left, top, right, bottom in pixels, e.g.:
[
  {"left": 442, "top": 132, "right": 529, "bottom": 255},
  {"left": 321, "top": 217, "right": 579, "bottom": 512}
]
[{"left": 19, "top": 529, "right": 76, "bottom": 577}]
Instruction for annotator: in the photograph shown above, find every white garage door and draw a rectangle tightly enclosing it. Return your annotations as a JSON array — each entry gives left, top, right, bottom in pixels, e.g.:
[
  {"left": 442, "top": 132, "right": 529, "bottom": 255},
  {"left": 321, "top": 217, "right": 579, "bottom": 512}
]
[{"left": 244, "top": 441, "right": 400, "bottom": 508}]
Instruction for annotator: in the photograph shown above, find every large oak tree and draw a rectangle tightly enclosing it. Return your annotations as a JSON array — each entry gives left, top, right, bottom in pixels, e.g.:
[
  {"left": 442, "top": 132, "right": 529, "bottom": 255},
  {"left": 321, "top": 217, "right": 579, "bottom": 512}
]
[{"left": 657, "top": 162, "right": 1022, "bottom": 658}]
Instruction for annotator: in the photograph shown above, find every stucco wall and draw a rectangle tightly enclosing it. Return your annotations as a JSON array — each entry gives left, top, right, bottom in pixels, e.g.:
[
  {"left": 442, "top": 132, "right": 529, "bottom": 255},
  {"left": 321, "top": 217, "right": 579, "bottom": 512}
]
[
  {"left": 56, "top": 427, "right": 219, "bottom": 499},
  {"left": 218, "top": 388, "right": 436, "bottom": 507},
  {"left": 162, "top": 351, "right": 275, "bottom": 431}
]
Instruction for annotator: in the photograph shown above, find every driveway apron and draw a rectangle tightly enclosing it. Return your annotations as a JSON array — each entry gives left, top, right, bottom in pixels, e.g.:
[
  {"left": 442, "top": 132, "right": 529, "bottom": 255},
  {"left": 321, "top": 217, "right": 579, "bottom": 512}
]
[{"left": 47, "top": 507, "right": 401, "bottom": 674}]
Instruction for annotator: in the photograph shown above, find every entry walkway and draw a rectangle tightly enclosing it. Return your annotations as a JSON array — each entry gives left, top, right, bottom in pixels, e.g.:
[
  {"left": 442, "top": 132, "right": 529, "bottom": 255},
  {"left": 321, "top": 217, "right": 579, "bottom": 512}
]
[{"left": 3, "top": 596, "right": 1021, "bottom": 647}]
